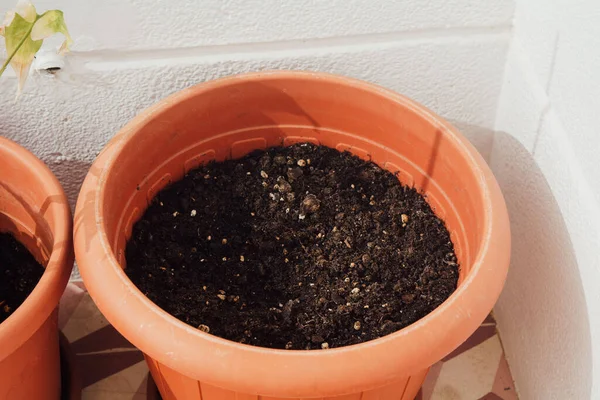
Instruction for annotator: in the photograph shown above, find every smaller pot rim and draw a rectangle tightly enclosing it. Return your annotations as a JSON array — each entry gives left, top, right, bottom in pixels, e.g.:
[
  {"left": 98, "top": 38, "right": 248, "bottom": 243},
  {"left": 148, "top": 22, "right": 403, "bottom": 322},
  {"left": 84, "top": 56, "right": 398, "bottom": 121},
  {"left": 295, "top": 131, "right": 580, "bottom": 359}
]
[
  {"left": 0, "top": 137, "right": 73, "bottom": 360},
  {"left": 75, "top": 71, "right": 510, "bottom": 397}
]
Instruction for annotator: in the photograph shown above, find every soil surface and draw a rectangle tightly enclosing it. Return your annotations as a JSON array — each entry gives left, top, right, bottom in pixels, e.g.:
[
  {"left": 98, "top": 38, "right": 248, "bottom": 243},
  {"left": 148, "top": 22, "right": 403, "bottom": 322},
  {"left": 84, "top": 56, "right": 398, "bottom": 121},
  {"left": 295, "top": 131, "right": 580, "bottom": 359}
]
[
  {"left": 0, "top": 233, "right": 45, "bottom": 324},
  {"left": 126, "top": 143, "right": 459, "bottom": 349}
]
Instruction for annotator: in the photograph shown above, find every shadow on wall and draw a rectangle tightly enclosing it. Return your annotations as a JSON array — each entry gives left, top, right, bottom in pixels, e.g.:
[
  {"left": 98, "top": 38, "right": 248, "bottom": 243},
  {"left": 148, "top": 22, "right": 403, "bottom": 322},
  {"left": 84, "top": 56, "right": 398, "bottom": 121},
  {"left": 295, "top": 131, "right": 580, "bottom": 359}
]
[
  {"left": 491, "top": 132, "right": 592, "bottom": 399},
  {"left": 46, "top": 158, "right": 91, "bottom": 280},
  {"left": 46, "top": 159, "right": 92, "bottom": 211}
]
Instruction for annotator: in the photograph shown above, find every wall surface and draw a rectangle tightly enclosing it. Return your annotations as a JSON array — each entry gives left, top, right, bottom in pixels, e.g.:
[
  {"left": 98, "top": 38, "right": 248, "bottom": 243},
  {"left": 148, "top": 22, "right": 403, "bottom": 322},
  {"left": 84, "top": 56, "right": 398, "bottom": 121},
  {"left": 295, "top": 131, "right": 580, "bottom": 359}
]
[
  {"left": 491, "top": 0, "right": 600, "bottom": 398},
  {"left": 0, "top": 0, "right": 512, "bottom": 207}
]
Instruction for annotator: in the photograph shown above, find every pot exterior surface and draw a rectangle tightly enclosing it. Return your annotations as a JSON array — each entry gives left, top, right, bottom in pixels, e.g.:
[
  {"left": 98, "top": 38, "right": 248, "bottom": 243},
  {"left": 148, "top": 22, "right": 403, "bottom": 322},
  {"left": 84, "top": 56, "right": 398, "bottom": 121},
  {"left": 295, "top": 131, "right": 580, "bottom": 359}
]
[
  {"left": 147, "top": 353, "right": 428, "bottom": 400},
  {"left": 0, "top": 137, "right": 73, "bottom": 400},
  {"left": 0, "top": 311, "right": 60, "bottom": 399},
  {"left": 75, "top": 71, "right": 510, "bottom": 400}
]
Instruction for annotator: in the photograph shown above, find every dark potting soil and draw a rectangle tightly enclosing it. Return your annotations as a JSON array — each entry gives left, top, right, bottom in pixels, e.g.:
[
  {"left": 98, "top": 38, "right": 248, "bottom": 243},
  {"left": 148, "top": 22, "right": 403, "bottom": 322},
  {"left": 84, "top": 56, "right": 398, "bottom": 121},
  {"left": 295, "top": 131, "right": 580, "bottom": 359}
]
[
  {"left": 126, "top": 143, "right": 459, "bottom": 350},
  {"left": 0, "top": 233, "right": 45, "bottom": 324}
]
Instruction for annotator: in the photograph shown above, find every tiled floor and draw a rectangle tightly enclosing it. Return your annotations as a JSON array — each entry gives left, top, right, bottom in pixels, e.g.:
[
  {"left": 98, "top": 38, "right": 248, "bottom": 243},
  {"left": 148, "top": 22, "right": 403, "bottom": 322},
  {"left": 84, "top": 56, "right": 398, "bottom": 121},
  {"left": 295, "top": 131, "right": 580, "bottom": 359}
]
[{"left": 59, "top": 282, "right": 518, "bottom": 400}]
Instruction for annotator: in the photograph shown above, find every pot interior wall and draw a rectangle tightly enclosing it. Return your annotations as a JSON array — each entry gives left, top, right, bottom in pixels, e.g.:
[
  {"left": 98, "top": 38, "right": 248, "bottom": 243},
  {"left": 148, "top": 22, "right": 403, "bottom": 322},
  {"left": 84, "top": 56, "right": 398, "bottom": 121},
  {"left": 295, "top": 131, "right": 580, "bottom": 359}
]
[
  {"left": 103, "top": 76, "right": 486, "bottom": 287},
  {"left": 0, "top": 150, "right": 54, "bottom": 266}
]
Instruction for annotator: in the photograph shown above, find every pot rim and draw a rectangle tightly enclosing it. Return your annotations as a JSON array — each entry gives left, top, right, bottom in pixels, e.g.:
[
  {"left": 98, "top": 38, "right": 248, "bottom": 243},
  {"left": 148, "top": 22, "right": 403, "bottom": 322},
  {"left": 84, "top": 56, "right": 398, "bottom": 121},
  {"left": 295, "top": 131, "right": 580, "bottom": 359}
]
[
  {"left": 0, "top": 137, "right": 73, "bottom": 360},
  {"left": 75, "top": 70, "right": 510, "bottom": 397}
]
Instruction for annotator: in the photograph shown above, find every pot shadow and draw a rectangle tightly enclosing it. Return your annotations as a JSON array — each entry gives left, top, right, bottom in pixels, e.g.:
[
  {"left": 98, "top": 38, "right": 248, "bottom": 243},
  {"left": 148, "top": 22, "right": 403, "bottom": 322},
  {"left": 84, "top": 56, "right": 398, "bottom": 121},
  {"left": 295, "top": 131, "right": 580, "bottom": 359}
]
[
  {"left": 416, "top": 125, "right": 592, "bottom": 399},
  {"left": 45, "top": 158, "right": 93, "bottom": 279},
  {"left": 489, "top": 131, "right": 592, "bottom": 399}
]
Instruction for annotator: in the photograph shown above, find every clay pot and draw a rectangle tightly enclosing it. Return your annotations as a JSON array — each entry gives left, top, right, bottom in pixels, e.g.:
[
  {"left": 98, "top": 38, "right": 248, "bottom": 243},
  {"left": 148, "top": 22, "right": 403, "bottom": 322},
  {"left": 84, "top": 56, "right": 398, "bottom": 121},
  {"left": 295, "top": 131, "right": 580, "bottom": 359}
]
[
  {"left": 74, "top": 71, "right": 510, "bottom": 400},
  {"left": 0, "top": 137, "right": 74, "bottom": 399}
]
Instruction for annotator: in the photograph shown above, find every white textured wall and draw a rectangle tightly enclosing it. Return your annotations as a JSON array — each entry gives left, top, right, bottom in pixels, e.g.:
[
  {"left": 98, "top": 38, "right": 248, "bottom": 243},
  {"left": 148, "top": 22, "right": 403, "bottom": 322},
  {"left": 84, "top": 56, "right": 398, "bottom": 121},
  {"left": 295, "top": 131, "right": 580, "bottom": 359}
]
[
  {"left": 0, "top": 0, "right": 512, "bottom": 206},
  {"left": 492, "top": 0, "right": 600, "bottom": 398},
  {"left": 33, "top": 0, "right": 514, "bottom": 50}
]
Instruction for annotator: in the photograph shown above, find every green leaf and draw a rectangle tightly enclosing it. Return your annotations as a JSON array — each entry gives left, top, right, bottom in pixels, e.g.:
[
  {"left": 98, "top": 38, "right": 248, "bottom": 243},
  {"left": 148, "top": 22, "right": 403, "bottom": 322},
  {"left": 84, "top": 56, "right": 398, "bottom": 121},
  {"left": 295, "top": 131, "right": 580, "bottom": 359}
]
[
  {"left": 31, "top": 10, "right": 72, "bottom": 53},
  {"left": 2, "top": 11, "right": 42, "bottom": 93},
  {"left": 0, "top": 1, "right": 71, "bottom": 95}
]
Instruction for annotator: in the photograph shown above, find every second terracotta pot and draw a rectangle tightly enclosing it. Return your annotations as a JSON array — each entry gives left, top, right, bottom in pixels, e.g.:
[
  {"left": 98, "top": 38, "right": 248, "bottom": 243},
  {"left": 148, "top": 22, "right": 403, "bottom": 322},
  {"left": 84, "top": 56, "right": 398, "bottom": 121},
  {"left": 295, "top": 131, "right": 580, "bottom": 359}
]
[
  {"left": 74, "top": 71, "right": 510, "bottom": 400},
  {"left": 0, "top": 137, "right": 74, "bottom": 399}
]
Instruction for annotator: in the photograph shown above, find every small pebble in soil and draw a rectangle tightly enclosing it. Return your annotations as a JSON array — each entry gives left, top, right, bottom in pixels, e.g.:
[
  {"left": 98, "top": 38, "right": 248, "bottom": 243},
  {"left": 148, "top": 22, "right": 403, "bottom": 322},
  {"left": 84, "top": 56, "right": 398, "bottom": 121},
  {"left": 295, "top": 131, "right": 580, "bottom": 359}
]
[
  {"left": 125, "top": 143, "right": 459, "bottom": 350},
  {"left": 300, "top": 194, "right": 320, "bottom": 215},
  {"left": 275, "top": 177, "right": 292, "bottom": 193}
]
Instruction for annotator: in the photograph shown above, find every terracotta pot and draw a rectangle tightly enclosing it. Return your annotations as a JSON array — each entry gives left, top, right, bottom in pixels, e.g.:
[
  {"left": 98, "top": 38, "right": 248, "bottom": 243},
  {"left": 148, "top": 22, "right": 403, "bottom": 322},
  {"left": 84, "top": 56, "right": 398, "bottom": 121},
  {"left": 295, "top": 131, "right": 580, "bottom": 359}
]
[
  {"left": 0, "top": 137, "right": 74, "bottom": 399},
  {"left": 74, "top": 71, "right": 510, "bottom": 400}
]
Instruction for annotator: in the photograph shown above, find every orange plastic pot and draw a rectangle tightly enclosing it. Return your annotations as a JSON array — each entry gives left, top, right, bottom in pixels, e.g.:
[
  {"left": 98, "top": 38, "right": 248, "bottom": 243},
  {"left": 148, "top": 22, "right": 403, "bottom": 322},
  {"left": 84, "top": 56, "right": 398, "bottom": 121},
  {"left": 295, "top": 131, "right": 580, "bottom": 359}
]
[
  {"left": 74, "top": 71, "right": 510, "bottom": 400},
  {"left": 0, "top": 137, "right": 74, "bottom": 399}
]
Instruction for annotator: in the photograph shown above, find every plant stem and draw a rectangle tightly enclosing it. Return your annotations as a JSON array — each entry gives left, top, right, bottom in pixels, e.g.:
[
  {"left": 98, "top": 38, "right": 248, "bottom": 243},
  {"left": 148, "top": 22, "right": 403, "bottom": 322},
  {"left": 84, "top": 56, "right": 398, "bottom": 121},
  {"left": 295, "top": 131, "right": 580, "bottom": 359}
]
[{"left": 0, "top": 14, "right": 41, "bottom": 78}]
